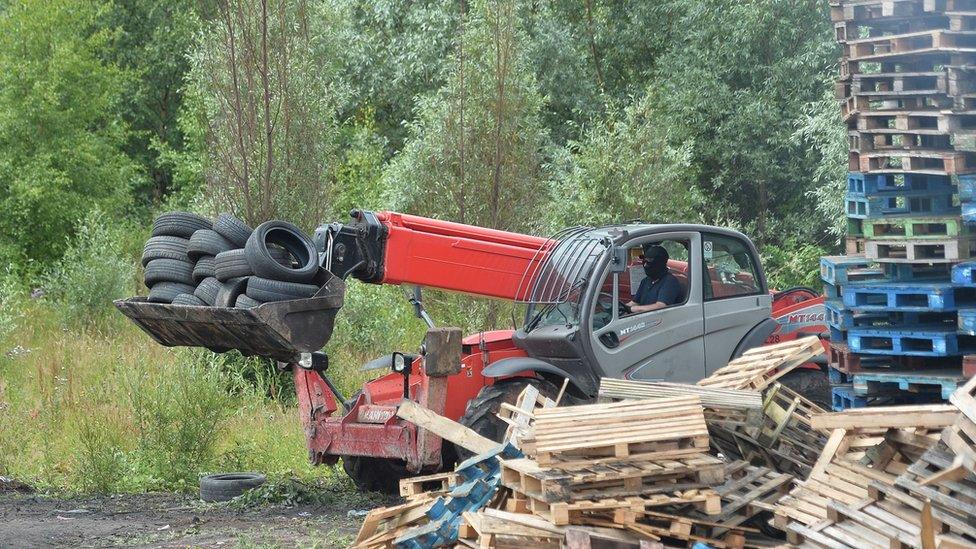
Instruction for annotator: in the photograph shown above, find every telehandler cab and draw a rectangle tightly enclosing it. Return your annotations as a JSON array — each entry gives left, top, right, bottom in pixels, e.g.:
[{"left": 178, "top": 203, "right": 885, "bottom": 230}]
[{"left": 118, "top": 210, "right": 827, "bottom": 492}]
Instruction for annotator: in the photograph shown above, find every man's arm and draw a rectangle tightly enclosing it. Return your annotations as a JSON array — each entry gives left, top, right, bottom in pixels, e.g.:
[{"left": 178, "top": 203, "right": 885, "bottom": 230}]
[
  {"left": 629, "top": 277, "right": 681, "bottom": 313},
  {"left": 629, "top": 301, "right": 667, "bottom": 314}
]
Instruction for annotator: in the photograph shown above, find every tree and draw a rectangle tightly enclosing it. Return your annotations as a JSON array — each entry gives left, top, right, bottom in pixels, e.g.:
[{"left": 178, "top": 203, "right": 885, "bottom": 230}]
[
  {"left": 108, "top": 0, "right": 207, "bottom": 207},
  {"left": 187, "top": 0, "right": 345, "bottom": 228},
  {"left": 383, "top": 0, "right": 550, "bottom": 233},
  {"left": 0, "top": 0, "right": 139, "bottom": 269}
]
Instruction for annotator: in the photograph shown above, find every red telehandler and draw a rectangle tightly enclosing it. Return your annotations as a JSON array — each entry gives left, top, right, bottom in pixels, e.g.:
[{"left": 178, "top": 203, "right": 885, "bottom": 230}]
[{"left": 118, "top": 210, "right": 827, "bottom": 492}]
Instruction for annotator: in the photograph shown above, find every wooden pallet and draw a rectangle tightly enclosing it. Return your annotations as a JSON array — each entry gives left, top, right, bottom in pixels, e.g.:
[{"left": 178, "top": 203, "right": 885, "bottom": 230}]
[
  {"left": 686, "top": 461, "right": 794, "bottom": 538},
  {"left": 866, "top": 236, "right": 976, "bottom": 263},
  {"left": 863, "top": 215, "right": 973, "bottom": 240},
  {"left": 500, "top": 453, "right": 725, "bottom": 503},
  {"left": 459, "top": 509, "right": 563, "bottom": 549},
  {"left": 845, "top": 29, "right": 976, "bottom": 61},
  {"left": 855, "top": 148, "right": 976, "bottom": 175},
  {"left": 527, "top": 396, "right": 709, "bottom": 467},
  {"left": 398, "top": 471, "right": 458, "bottom": 498},
  {"left": 351, "top": 497, "right": 434, "bottom": 549},
  {"left": 696, "top": 336, "right": 824, "bottom": 392},
  {"left": 597, "top": 378, "right": 763, "bottom": 411},
  {"left": 496, "top": 384, "right": 555, "bottom": 447}
]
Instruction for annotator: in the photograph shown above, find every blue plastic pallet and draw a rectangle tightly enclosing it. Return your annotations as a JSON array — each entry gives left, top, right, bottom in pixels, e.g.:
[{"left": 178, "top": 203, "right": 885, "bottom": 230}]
[
  {"left": 963, "top": 199, "right": 976, "bottom": 223},
  {"left": 820, "top": 255, "right": 885, "bottom": 286},
  {"left": 825, "top": 302, "right": 953, "bottom": 332},
  {"left": 852, "top": 370, "right": 967, "bottom": 400},
  {"left": 824, "top": 282, "right": 842, "bottom": 300},
  {"left": 847, "top": 326, "right": 962, "bottom": 356},
  {"left": 845, "top": 191, "right": 957, "bottom": 219},
  {"left": 959, "top": 309, "right": 976, "bottom": 335},
  {"left": 959, "top": 174, "right": 976, "bottom": 202},
  {"left": 882, "top": 262, "right": 952, "bottom": 282},
  {"left": 952, "top": 262, "right": 976, "bottom": 286},
  {"left": 842, "top": 282, "right": 976, "bottom": 311},
  {"left": 829, "top": 366, "right": 853, "bottom": 384},
  {"left": 848, "top": 172, "right": 953, "bottom": 195},
  {"left": 832, "top": 385, "right": 867, "bottom": 410}
]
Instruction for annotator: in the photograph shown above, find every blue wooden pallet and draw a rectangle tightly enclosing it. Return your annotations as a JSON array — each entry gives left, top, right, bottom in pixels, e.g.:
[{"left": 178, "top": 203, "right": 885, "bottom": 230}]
[
  {"left": 882, "top": 262, "right": 951, "bottom": 282},
  {"left": 951, "top": 262, "right": 976, "bottom": 286},
  {"left": 848, "top": 172, "right": 953, "bottom": 195},
  {"left": 847, "top": 326, "right": 963, "bottom": 356},
  {"left": 852, "top": 369, "right": 967, "bottom": 400},
  {"left": 845, "top": 191, "right": 957, "bottom": 219},
  {"left": 831, "top": 385, "right": 867, "bottom": 410},
  {"left": 820, "top": 255, "right": 884, "bottom": 285},
  {"left": 829, "top": 366, "right": 854, "bottom": 384},
  {"left": 842, "top": 281, "right": 976, "bottom": 311}
]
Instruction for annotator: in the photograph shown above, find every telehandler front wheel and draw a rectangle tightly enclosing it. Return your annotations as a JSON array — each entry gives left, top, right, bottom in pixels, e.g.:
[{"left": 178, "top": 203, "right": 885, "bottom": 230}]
[
  {"left": 456, "top": 377, "right": 563, "bottom": 461},
  {"left": 341, "top": 456, "right": 411, "bottom": 494}
]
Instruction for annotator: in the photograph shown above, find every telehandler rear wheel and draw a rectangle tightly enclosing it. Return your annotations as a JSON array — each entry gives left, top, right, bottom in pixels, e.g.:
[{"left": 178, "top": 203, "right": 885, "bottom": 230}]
[{"left": 456, "top": 377, "right": 562, "bottom": 461}]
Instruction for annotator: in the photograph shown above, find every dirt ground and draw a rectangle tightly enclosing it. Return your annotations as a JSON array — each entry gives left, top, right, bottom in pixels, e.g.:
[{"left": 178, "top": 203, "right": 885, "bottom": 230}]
[{"left": 0, "top": 488, "right": 390, "bottom": 548}]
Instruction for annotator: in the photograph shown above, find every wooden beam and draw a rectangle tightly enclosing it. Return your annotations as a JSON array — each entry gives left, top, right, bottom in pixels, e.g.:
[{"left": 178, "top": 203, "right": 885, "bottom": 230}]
[
  {"left": 810, "top": 404, "right": 959, "bottom": 430},
  {"left": 397, "top": 399, "right": 498, "bottom": 455}
]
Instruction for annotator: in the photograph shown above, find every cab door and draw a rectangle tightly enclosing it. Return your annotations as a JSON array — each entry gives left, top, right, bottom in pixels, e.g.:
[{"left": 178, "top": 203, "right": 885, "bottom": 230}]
[
  {"left": 587, "top": 232, "right": 707, "bottom": 383},
  {"left": 700, "top": 232, "right": 772, "bottom": 375}
]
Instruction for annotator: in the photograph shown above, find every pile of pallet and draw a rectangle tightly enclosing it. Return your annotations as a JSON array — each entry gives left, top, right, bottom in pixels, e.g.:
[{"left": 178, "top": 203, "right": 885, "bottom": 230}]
[
  {"left": 777, "top": 375, "right": 976, "bottom": 547},
  {"left": 823, "top": 0, "right": 976, "bottom": 411}
]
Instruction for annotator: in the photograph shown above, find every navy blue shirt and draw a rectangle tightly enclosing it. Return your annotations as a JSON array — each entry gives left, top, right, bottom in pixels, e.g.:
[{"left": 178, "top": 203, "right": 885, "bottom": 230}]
[{"left": 633, "top": 272, "right": 684, "bottom": 306}]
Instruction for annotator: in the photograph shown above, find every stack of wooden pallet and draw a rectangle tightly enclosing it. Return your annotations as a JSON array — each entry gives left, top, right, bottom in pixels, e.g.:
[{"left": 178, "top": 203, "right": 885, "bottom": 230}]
[
  {"left": 688, "top": 336, "right": 831, "bottom": 477},
  {"left": 777, "top": 375, "right": 976, "bottom": 547},
  {"left": 824, "top": 0, "right": 976, "bottom": 412}
]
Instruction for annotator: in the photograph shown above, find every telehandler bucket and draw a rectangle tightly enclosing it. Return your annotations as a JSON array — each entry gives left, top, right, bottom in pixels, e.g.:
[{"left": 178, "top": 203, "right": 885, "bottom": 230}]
[{"left": 114, "top": 270, "right": 345, "bottom": 363}]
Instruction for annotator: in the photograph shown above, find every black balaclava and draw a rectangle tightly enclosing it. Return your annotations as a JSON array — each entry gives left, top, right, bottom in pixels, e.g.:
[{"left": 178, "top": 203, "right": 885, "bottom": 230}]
[{"left": 642, "top": 245, "right": 669, "bottom": 280}]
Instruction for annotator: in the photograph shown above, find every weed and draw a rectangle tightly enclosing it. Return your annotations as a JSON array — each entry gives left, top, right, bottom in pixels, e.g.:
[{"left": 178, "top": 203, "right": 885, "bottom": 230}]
[
  {"left": 73, "top": 411, "right": 127, "bottom": 493},
  {"left": 229, "top": 474, "right": 356, "bottom": 509},
  {"left": 42, "top": 209, "right": 136, "bottom": 331}
]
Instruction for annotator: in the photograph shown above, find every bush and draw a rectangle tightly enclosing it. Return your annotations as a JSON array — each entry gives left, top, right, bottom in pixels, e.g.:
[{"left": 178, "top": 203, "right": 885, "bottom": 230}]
[
  {"left": 42, "top": 209, "right": 136, "bottom": 330},
  {"left": 73, "top": 411, "right": 127, "bottom": 493},
  {"left": 761, "top": 239, "right": 829, "bottom": 290},
  {"left": 0, "top": 267, "right": 24, "bottom": 346},
  {"left": 126, "top": 355, "right": 231, "bottom": 490}
]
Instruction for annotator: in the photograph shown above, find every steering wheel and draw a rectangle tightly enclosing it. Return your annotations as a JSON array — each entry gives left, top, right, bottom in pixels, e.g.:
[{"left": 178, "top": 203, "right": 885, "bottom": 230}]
[{"left": 598, "top": 292, "right": 632, "bottom": 315}]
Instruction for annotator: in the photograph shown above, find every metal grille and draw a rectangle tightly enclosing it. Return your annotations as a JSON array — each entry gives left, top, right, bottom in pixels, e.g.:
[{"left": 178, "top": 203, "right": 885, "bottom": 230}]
[{"left": 514, "top": 227, "right": 607, "bottom": 305}]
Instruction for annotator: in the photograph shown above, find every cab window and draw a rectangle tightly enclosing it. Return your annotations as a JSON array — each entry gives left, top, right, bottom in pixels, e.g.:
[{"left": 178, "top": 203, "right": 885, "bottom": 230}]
[
  {"left": 702, "top": 234, "right": 761, "bottom": 300},
  {"left": 592, "top": 239, "right": 691, "bottom": 329}
]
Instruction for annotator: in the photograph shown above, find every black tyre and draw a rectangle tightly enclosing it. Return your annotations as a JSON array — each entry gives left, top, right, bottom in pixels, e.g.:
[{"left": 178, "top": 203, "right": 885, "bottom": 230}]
[
  {"left": 141, "top": 236, "right": 190, "bottom": 266},
  {"left": 214, "top": 213, "right": 253, "bottom": 247},
  {"left": 144, "top": 258, "right": 195, "bottom": 286},
  {"left": 779, "top": 367, "right": 831, "bottom": 409},
  {"left": 214, "top": 249, "right": 252, "bottom": 281},
  {"left": 148, "top": 282, "right": 196, "bottom": 303},
  {"left": 172, "top": 293, "right": 206, "bottom": 306},
  {"left": 194, "top": 277, "right": 221, "bottom": 305},
  {"left": 342, "top": 456, "right": 411, "bottom": 494},
  {"left": 151, "top": 211, "right": 212, "bottom": 239},
  {"left": 235, "top": 294, "right": 261, "bottom": 309},
  {"left": 245, "top": 277, "right": 319, "bottom": 303},
  {"left": 199, "top": 472, "right": 266, "bottom": 502},
  {"left": 457, "top": 378, "right": 561, "bottom": 461},
  {"left": 192, "top": 255, "right": 216, "bottom": 283},
  {"left": 187, "top": 229, "right": 234, "bottom": 261},
  {"left": 245, "top": 220, "right": 318, "bottom": 283},
  {"left": 214, "top": 277, "right": 248, "bottom": 308}
]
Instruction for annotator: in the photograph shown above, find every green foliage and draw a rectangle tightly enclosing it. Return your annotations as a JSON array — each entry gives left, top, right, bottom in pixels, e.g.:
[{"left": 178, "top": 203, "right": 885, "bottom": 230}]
[
  {"left": 126, "top": 355, "right": 232, "bottom": 490},
  {"left": 0, "top": 0, "right": 140, "bottom": 269},
  {"left": 761, "top": 239, "right": 830, "bottom": 290},
  {"left": 42, "top": 210, "right": 137, "bottom": 330},
  {"left": 73, "top": 412, "right": 128, "bottom": 493},
  {"left": 795, "top": 86, "right": 849, "bottom": 241},
  {"left": 0, "top": 267, "right": 24, "bottom": 346},
  {"left": 384, "top": 0, "right": 550, "bottom": 232},
  {"left": 546, "top": 95, "right": 700, "bottom": 228},
  {"left": 186, "top": 0, "right": 346, "bottom": 228}
]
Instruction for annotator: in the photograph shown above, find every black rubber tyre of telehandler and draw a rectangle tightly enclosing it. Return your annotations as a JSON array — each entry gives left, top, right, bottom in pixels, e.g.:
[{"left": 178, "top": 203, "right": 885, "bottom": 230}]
[
  {"left": 779, "top": 367, "right": 831, "bottom": 409},
  {"left": 456, "top": 377, "right": 562, "bottom": 461},
  {"left": 342, "top": 456, "right": 412, "bottom": 494}
]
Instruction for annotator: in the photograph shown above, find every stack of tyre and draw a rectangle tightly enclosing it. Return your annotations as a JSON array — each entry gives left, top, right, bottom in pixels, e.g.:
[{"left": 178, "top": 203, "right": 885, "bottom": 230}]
[{"left": 141, "top": 212, "right": 322, "bottom": 308}]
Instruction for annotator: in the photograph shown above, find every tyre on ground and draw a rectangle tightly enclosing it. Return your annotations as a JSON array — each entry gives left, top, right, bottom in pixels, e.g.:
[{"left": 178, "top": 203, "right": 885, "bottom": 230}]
[{"left": 199, "top": 472, "right": 266, "bottom": 502}]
